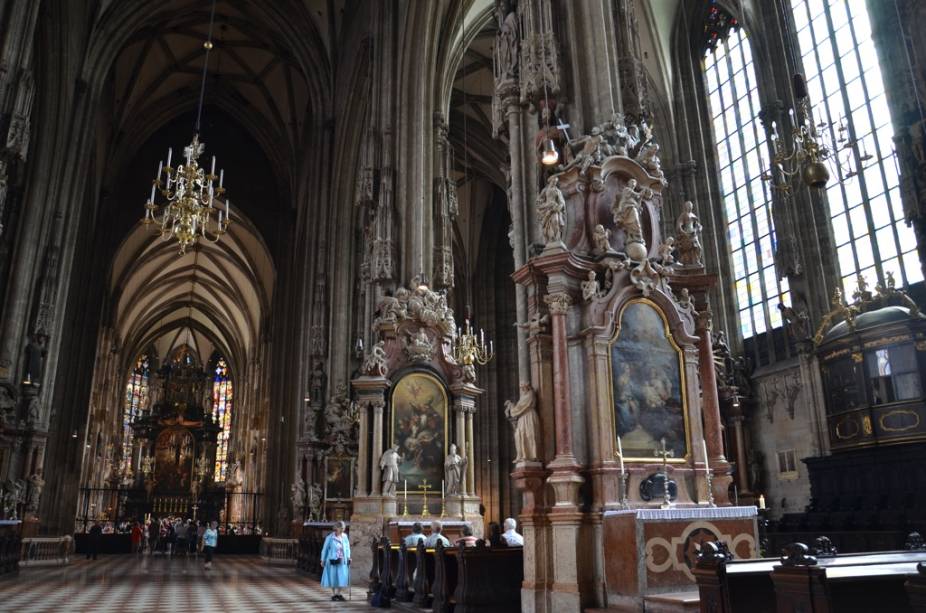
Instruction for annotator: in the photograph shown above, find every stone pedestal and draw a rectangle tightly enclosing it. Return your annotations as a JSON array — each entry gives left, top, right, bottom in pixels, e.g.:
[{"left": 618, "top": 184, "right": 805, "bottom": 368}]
[{"left": 601, "top": 507, "right": 758, "bottom": 610}]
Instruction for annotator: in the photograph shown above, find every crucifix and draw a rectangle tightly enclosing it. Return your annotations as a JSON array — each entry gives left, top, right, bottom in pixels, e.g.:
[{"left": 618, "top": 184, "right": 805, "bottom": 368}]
[
  {"left": 420, "top": 480, "right": 432, "bottom": 518},
  {"left": 653, "top": 438, "right": 675, "bottom": 509},
  {"left": 192, "top": 504, "right": 199, "bottom": 521}
]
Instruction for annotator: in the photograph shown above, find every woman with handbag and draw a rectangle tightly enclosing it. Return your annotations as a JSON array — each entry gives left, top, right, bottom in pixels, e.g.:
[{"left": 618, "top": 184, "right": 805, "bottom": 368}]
[{"left": 320, "top": 521, "right": 351, "bottom": 601}]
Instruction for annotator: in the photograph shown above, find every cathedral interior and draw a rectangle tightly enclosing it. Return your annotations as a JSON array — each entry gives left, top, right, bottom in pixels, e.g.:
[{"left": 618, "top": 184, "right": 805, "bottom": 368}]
[{"left": 3, "top": 0, "right": 926, "bottom": 611}]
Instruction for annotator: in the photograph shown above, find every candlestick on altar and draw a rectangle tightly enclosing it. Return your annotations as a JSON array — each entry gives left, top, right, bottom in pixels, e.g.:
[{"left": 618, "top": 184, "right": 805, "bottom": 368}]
[
  {"left": 654, "top": 438, "right": 674, "bottom": 509},
  {"left": 440, "top": 480, "right": 446, "bottom": 518},
  {"left": 420, "top": 480, "right": 432, "bottom": 518},
  {"left": 402, "top": 481, "right": 410, "bottom": 517},
  {"left": 618, "top": 436, "right": 625, "bottom": 475},
  {"left": 702, "top": 438, "right": 716, "bottom": 507}
]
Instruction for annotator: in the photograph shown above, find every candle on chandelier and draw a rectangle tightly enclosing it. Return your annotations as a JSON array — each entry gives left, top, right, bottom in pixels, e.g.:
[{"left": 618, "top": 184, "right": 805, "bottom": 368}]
[
  {"left": 166, "top": 147, "right": 172, "bottom": 169},
  {"left": 758, "top": 494, "right": 766, "bottom": 510},
  {"left": 441, "top": 480, "right": 444, "bottom": 500},
  {"left": 210, "top": 155, "right": 216, "bottom": 177},
  {"left": 219, "top": 168, "right": 224, "bottom": 189},
  {"left": 149, "top": 181, "right": 156, "bottom": 205}
]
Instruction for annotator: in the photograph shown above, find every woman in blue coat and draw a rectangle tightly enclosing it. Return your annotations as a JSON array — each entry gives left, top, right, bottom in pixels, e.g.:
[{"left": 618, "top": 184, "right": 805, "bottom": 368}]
[{"left": 320, "top": 521, "right": 351, "bottom": 601}]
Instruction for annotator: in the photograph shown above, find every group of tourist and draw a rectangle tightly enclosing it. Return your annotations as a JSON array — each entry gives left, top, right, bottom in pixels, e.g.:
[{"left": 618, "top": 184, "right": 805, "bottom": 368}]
[
  {"left": 84, "top": 517, "right": 219, "bottom": 569},
  {"left": 320, "top": 518, "right": 525, "bottom": 602}
]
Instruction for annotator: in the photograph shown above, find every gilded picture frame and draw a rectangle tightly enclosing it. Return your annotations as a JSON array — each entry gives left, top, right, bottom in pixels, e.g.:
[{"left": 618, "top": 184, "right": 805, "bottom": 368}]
[
  {"left": 608, "top": 298, "right": 690, "bottom": 462},
  {"left": 389, "top": 371, "right": 450, "bottom": 493}
]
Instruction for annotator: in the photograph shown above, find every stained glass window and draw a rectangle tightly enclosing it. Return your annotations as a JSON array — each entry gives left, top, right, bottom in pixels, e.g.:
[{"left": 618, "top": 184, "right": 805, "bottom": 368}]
[
  {"left": 212, "top": 357, "right": 233, "bottom": 482},
  {"left": 704, "top": 21, "right": 791, "bottom": 340},
  {"left": 122, "top": 355, "right": 150, "bottom": 470},
  {"left": 791, "top": 0, "right": 922, "bottom": 294}
]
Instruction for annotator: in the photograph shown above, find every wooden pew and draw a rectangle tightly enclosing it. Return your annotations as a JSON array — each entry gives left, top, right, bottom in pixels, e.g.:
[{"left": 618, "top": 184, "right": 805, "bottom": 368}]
[
  {"left": 413, "top": 540, "right": 435, "bottom": 608},
  {"left": 368, "top": 536, "right": 382, "bottom": 598},
  {"left": 453, "top": 540, "right": 523, "bottom": 613},
  {"left": 432, "top": 541, "right": 460, "bottom": 613},
  {"left": 394, "top": 540, "right": 415, "bottom": 602},
  {"left": 772, "top": 542, "right": 925, "bottom": 613},
  {"left": 695, "top": 540, "right": 926, "bottom": 613}
]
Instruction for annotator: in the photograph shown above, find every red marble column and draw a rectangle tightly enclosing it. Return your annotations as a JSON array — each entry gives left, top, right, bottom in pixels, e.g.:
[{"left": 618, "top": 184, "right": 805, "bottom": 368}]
[
  {"left": 697, "top": 309, "right": 726, "bottom": 463},
  {"left": 544, "top": 292, "right": 576, "bottom": 465}
]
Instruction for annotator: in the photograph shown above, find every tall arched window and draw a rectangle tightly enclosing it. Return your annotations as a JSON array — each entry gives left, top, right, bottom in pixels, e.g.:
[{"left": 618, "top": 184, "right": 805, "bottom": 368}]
[
  {"left": 122, "top": 355, "right": 150, "bottom": 470},
  {"left": 212, "top": 357, "right": 233, "bottom": 482},
  {"left": 791, "top": 0, "right": 922, "bottom": 292},
  {"left": 703, "top": 9, "right": 791, "bottom": 341}
]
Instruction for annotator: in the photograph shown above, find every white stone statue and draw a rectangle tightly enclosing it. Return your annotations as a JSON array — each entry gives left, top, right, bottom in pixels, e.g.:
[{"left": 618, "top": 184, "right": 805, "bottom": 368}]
[
  {"left": 307, "top": 483, "right": 323, "bottom": 520},
  {"left": 361, "top": 340, "right": 388, "bottom": 377},
  {"left": 581, "top": 271, "right": 600, "bottom": 302},
  {"left": 290, "top": 479, "right": 307, "bottom": 520},
  {"left": 405, "top": 328, "right": 433, "bottom": 362},
  {"left": 444, "top": 443, "right": 467, "bottom": 496},
  {"left": 592, "top": 224, "right": 611, "bottom": 255},
  {"left": 380, "top": 444, "right": 402, "bottom": 497},
  {"left": 636, "top": 141, "right": 664, "bottom": 179},
  {"left": 26, "top": 471, "right": 44, "bottom": 514},
  {"left": 505, "top": 383, "right": 540, "bottom": 462},
  {"left": 613, "top": 179, "right": 649, "bottom": 260},
  {"left": 676, "top": 201, "right": 704, "bottom": 266},
  {"left": 536, "top": 176, "right": 567, "bottom": 245}
]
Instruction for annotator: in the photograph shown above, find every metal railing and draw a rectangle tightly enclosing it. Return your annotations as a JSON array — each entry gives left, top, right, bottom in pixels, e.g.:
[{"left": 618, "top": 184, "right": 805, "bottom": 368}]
[
  {"left": 259, "top": 537, "right": 297, "bottom": 565},
  {"left": 21, "top": 536, "right": 72, "bottom": 567}
]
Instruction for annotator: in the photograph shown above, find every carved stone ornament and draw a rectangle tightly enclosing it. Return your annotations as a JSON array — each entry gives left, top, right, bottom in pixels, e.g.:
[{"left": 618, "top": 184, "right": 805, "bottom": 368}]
[
  {"left": 629, "top": 259, "right": 664, "bottom": 297},
  {"left": 696, "top": 540, "right": 734, "bottom": 565},
  {"left": 592, "top": 224, "right": 612, "bottom": 255},
  {"left": 516, "top": 313, "right": 549, "bottom": 337},
  {"left": 373, "top": 284, "right": 455, "bottom": 338},
  {"left": 404, "top": 328, "right": 434, "bottom": 363},
  {"left": 324, "top": 384, "right": 358, "bottom": 455},
  {"left": 543, "top": 292, "right": 572, "bottom": 315}
]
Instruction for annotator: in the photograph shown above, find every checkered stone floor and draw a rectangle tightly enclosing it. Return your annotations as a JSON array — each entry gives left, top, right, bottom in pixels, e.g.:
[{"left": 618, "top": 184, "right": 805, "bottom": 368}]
[{"left": 0, "top": 554, "right": 376, "bottom": 612}]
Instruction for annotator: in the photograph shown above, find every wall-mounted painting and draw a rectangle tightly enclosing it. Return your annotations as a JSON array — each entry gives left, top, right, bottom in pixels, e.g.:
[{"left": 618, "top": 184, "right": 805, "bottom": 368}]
[
  {"left": 323, "top": 456, "right": 354, "bottom": 501},
  {"left": 610, "top": 299, "right": 689, "bottom": 461},
  {"left": 390, "top": 371, "right": 449, "bottom": 493}
]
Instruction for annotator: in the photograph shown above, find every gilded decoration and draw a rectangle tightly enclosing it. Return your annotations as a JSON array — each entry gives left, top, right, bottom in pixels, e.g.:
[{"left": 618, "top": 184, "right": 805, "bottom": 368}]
[
  {"left": 389, "top": 372, "right": 449, "bottom": 493},
  {"left": 609, "top": 299, "right": 690, "bottom": 461}
]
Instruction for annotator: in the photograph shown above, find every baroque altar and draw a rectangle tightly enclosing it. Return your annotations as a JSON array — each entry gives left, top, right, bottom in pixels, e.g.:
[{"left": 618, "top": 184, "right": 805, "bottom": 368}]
[
  {"left": 348, "top": 282, "right": 485, "bottom": 581},
  {"left": 511, "top": 121, "right": 757, "bottom": 611}
]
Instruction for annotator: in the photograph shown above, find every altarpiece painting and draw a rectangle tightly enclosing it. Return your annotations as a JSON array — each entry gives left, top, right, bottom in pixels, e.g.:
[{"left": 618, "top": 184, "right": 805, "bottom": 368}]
[
  {"left": 610, "top": 300, "right": 689, "bottom": 460},
  {"left": 155, "top": 426, "right": 195, "bottom": 491},
  {"left": 390, "top": 371, "right": 448, "bottom": 493}
]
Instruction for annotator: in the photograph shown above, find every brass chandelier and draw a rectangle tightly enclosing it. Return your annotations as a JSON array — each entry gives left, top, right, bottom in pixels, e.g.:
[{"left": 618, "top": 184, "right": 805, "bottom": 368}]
[
  {"left": 142, "top": 0, "right": 231, "bottom": 254},
  {"left": 763, "top": 73, "right": 870, "bottom": 191}
]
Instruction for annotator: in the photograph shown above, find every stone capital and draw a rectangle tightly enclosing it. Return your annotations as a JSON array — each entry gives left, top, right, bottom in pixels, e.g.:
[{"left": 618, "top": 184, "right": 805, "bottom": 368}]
[{"left": 543, "top": 292, "right": 572, "bottom": 315}]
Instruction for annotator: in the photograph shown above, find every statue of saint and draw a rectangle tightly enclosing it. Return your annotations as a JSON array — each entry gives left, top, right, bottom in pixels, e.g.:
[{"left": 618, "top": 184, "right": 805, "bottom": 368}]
[
  {"left": 444, "top": 443, "right": 467, "bottom": 496},
  {"left": 675, "top": 201, "right": 704, "bottom": 266},
  {"left": 307, "top": 483, "right": 322, "bottom": 521},
  {"left": 494, "top": 0, "right": 519, "bottom": 81},
  {"left": 379, "top": 444, "right": 402, "bottom": 497},
  {"left": 505, "top": 383, "right": 540, "bottom": 462},
  {"left": 290, "top": 479, "right": 307, "bottom": 520},
  {"left": 310, "top": 362, "right": 327, "bottom": 405},
  {"left": 21, "top": 333, "right": 47, "bottom": 386},
  {"left": 613, "top": 179, "right": 645, "bottom": 244},
  {"left": 26, "top": 471, "right": 44, "bottom": 514},
  {"left": 536, "top": 176, "right": 567, "bottom": 245},
  {"left": 592, "top": 224, "right": 611, "bottom": 255}
]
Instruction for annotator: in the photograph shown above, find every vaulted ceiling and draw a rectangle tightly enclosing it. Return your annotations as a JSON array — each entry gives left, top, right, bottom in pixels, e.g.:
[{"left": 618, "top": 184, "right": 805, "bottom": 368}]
[{"left": 110, "top": 216, "right": 274, "bottom": 377}]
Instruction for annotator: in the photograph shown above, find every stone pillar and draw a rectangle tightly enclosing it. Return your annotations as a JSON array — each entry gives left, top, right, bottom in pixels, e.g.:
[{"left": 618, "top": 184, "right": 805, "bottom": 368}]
[
  {"left": 350, "top": 375, "right": 391, "bottom": 499},
  {"left": 371, "top": 401, "right": 384, "bottom": 495},
  {"left": 455, "top": 402, "right": 466, "bottom": 491},
  {"left": 697, "top": 309, "right": 725, "bottom": 464},
  {"left": 356, "top": 403, "right": 370, "bottom": 497},
  {"left": 730, "top": 414, "right": 750, "bottom": 494},
  {"left": 543, "top": 292, "right": 579, "bottom": 472},
  {"left": 465, "top": 408, "right": 475, "bottom": 497}
]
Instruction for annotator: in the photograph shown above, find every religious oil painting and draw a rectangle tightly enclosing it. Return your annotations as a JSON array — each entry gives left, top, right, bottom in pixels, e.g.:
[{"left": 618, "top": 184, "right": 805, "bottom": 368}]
[
  {"left": 323, "top": 456, "right": 353, "bottom": 501},
  {"left": 154, "top": 427, "right": 195, "bottom": 491},
  {"left": 611, "top": 300, "right": 688, "bottom": 460},
  {"left": 390, "top": 372, "right": 448, "bottom": 493}
]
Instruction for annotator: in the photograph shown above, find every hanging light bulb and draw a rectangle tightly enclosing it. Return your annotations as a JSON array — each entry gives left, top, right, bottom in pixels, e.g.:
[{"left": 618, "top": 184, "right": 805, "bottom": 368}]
[{"left": 542, "top": 139, "right": 559, "bottom": 166}]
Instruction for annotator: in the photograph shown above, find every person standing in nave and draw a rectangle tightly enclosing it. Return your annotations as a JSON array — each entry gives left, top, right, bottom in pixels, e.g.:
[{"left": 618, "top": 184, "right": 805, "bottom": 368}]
[
  {"left": 86, "top": 521, "right": 102, "bottom": 560},
  {"left": 320, "top": 520, "right": 351, "bottom": 602},
  {"left": 131, "top": 521, "right": 143, "bottom": 555},
  {"left": 202, "top": 521, "right": 218, "bottom": 569},
  {"left": 501, "top": 517, "right": 524, "bottom": 546},
  {"left": 487, "top": 522, "right": 503, "bottom": 547},
  {"left": 424, "top": 520, "right": 451, "bottom": 548}
]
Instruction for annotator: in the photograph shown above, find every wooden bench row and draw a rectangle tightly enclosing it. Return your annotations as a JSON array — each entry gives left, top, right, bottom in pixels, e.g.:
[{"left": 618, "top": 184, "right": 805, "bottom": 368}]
[
  {"left": 694, "top": 537, "right": 926, "bottom": 613},
  {"left": 368, "top": 536, "right": 523, "bottom": 612}
]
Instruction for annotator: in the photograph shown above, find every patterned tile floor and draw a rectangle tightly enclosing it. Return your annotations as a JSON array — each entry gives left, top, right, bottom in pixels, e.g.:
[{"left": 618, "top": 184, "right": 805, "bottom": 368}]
[{"left": 0, "top": 554, "right": 376, "bottom": 612}]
